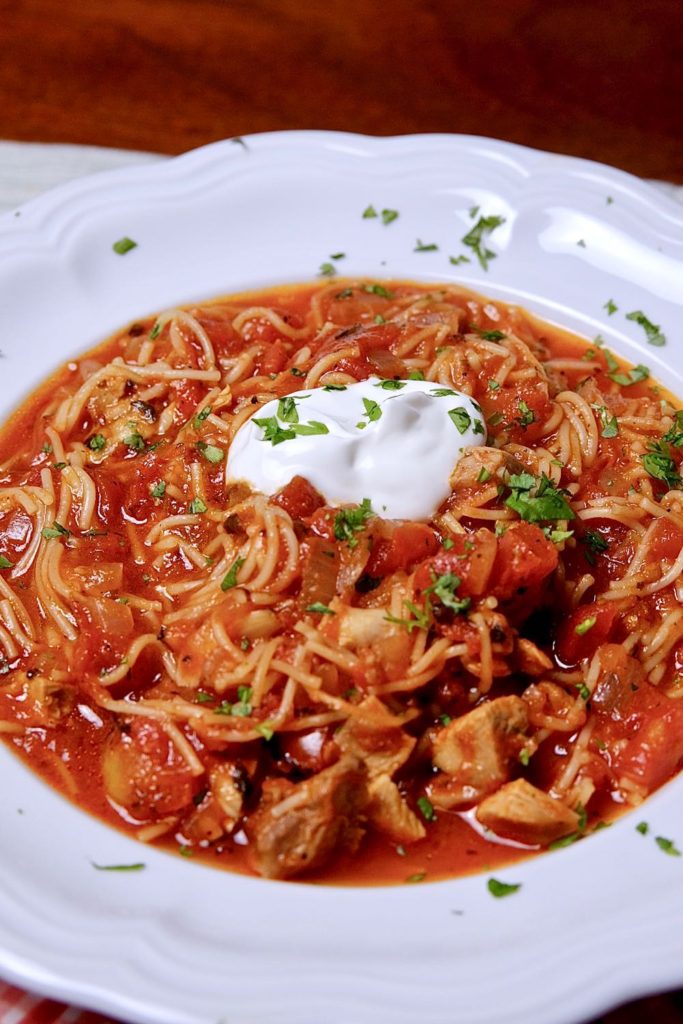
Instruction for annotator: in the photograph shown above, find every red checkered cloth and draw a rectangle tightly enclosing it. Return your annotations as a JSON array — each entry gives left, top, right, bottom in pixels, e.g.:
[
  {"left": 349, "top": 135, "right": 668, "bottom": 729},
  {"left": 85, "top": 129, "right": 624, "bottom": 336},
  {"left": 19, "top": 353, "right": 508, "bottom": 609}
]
[{"left": 0, "top": 982, "right": 120, "bottom": 1024}]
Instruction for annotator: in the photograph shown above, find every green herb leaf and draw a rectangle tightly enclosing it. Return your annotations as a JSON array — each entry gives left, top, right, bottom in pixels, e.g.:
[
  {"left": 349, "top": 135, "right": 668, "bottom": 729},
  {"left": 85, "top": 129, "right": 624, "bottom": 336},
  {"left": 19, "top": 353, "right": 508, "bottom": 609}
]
[
  {"left": 330, "top": 252, "right": 345, "bottom": 260},
  {"left": 112, "top": 237, "right": 137, "bottom": 255},
  {"left": 362, "top": 283, "right": 394, "bottom": 299},
  {"left": 87, "top": 434, "right": 106, "bottom": 451},
  {"left": 487, "top": 877, "right": 521, "bottom": 898},
  {"left": 0, "top": 556, "right": 13, "bottom": 569},
  {"left": 417, "top": 796, "right": 435, "bottom": 821},
  {"left": 414, "top": 239, "right": 438, "bottom": 252},
  {"left": 477, "top": 467, "right": 492, "bottom": 483},
  {"left": 517, "top": 400, "right": 535, "bottom": 428},
  {"left": 592, "top": 404, "right": 619, "bottom": 438},
  {"left": 255, "top": 722, "right": 275, "bottom": 741},
  {"left": 323, "top": 383, "right": 347, "bottom": 391},
  {"left": 385, "top": 599, "right": 431, "bottom": 633},
  {"left": 405, "top": 872, "right": 426, "bottom": 883},
  {"left": 306, "top": 602, "right": 335, "bottom": 615},
  {"left": 505, "top": 473, "right": 575, "bottom": 523},
  {"left": 663, "top": 411, "right": 683, "bottom": 447},
  {"left": 448, "top": 407, "right": 472, "bottom": 434},
  {"left": 375, "top": 379, "right": 406, "bottom": 391},
  {"left": 196, "top": 440, "right": 225, "bottom": 464},
  {"left": 290, "top": 367, "right": 306, "bottom": 377},
  {"left": 424, "top": 571, "right": 470, "bottom": 615},
  {"left": 636, "top": 821, "right": 649, "bottom": 835},
  {"left": 277, "top": 396, "right": 302, "bottom": 424},
  {"left": 362, "top": 205, "right": 378, "bottom": 219},
  {"left": 319, "top": 262, "right": 336, "bottom": 277},
  {"left": 189, "top": 497, "right": 207, "bottom": 514},
  {"left": 655, "top": 835, "right": 681, "bottom": 856},
  {"left": 626, "top": 310, "right": 666, "bottom": 347},
  {"left": 151, "top": 481, "right": 166, "bottom": 498},
  {"left": 334, "top": 499, "right": 374, "bottom": 548},
  {"left": 381, "top": 208, "right": 399, "bottom": 225},
  {"left": 461, "top": 215, "right": 506, "bottom": 271},
  {"left": 609, "top": 363, "right": 650, "bottom": 387},
  {"left": 604, "top": 299, "right": 618, "bottom": 316},
  {"left": 149, "top": 321, "right": 161, "bottom": 340},
  {"left": 642, "top": 441, "right": 682, "bottom": 489},
  {"left": 575, "top": 616, "right": 597, "bottom": 636},
  {"left": 42, "top": 522, "right": 71, "bottom": 540},
  {"left": 360, "top": 397, "right": 382, "bottom": 424},
  {"left": 192, "top": 405, "right": 212, "bottom": 429},
  {"left": 449, "top": 254, "right": 470, "bottom": 265},
  {"left": 221, "top": 557, "right": 245, "bottom": 591},
  {"left": 92, "top": 861, "right": 146, "bottom": 871},
  {"left": 409, "top": 370, "right": 425, "bottom": 381},
  {"left": 123, "top": 429, "right": 145, "bottom": 452}
]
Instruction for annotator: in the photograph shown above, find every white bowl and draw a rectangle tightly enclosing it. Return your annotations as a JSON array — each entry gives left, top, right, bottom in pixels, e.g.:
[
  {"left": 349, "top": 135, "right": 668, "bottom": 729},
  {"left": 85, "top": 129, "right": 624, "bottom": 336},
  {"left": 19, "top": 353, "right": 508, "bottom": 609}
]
[{"left": 1, "top": 132, "right": 682, "bottom": 1024}]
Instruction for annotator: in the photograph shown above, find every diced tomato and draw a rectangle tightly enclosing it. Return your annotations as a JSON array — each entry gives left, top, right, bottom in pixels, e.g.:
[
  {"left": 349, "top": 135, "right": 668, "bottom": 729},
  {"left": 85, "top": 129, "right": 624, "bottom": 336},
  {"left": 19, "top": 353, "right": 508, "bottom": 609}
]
[
  {"left": 492, "top": 523, "right": 558, "bottom": 600},
  {"left": 273, "top": 475, "right": 325, "bottom": 519},
  {"left": 648, "top": 518, "right": 683, "bottom": 562},
  {"left": 255, "top": 339, "right": 289, "bottom": 376},
  {"left": 555, "top": 603, "right": 621, "bottom": 667},
  {"left": 481, "top": 381, "right": 553, "bottom": 442},
  {"left": 366, "top": 522, "right": 440, "bottom": 577},
  {"left": 278, "top": 727, "right": 337, "bottom": 774},
  {"left": 170, "top": 377, "right": 204, "bottom": 420},
  {"left": 613, "top": 699, "right": 683, "bottom": 791},
  {"left": 196, "top": 317, "right": 241, "bottom": 357},
  {"left": 413, "top": 529, "right": 497, "bottom": 598}
]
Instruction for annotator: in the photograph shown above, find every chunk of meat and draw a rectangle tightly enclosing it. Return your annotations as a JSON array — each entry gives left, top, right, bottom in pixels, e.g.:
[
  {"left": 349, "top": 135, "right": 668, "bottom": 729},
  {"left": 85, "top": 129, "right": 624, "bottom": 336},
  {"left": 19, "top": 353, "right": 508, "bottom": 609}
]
[
  {"left": 430, "top": 696, "right": 528, "bottom": 808},
  {"left": 449, "top": 446, "right": 510, "bottom": 490},
  {"left": 181, "top": 763, "right": 247, "bottom": 843},
  {"left": 335, "top": 696, "right": 415, "bottom": 779},
  {"left": 247, "top": 755, "right": 368, "bottom": 879},
  {"left": 367, "top": 774, "right": 426, "bottom": 844},
  {"left": 475, "top": 778, "right": 580, "bottom": 846}
]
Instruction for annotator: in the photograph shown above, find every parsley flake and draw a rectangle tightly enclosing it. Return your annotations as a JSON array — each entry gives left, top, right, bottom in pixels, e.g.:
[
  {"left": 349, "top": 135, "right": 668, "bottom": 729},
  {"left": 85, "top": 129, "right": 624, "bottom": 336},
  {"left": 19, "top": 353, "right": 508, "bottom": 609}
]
[
  {"left": 461, "top": 215, "right": 506, "bottom": 271},
  {"left": 487, "top": 877, "right": 521, "bottom": 898},
  {"left": 414, "top": 239, "right": 439, "bottom": 252},
  {"left": 306, "top": 602, "right": 335, "bottom": 615},
  {"left": 221, "top": 557, "right": 245, "bottom": 591},
  {"left": 626, "top": 310, "right": 666, "bottom": 347},
  {"left": 604, "top": 299, "right": 618, "bottom": 316},
  {"left": 196, "top": 441, "right": 225, "bottom": 464},
  {"left": 655, "top": 836, "right": 681, "bottom": 857},
  {"left": 112, "top": 237, "right": 137, "bottom": 255},
  {"left": 334, "top": 499, "right": 374, "bottom": 548}
]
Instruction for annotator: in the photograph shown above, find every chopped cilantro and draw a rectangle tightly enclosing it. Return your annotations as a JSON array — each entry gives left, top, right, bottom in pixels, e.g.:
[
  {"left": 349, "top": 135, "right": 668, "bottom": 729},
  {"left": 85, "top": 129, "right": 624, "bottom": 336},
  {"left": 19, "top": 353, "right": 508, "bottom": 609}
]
[
  {"left": 592, "top": 404, "right": 619, "bottom": 438},
  {"left": 448, "top": 407, "right": 472, "bottom": 434},
  {"left": 505, "top": 473, "right": 575, "bottom": 523},
  {"left": 441, "top": 537, "right": 454, "bottom": 550},
  {"left": 381, "top": 208, "right": 399, "bottom": 225},
  {"left": 362, "top": 283, "right": 394, "bottom": 299},
  {"left": 359, "top": 397, "right": 382, "bottom": 425},
  {"left": 608, "top": 363, "right": 650, "bottom": 387},
  {"left": 626, "top": 310, "right": 666, "bottom": 347},
  {"left": 0, "top": 556, "right": 13, "bottom": 569},
  {"left": 189, "top": 497, "right": 207, "bottom": 514},
  {"left": 221, "top": 557, "right": 245, "bottom": 591},
  {"left": 375, "top": 379, "right": 406, "bottom": 390},
  {"left": 323, "top": 383, "right": 347, "bottom": 391},
  {"left": 461, "top": 215, "right": 506, "bottom": 271},
  {"left": 123, "top": 428, "right": 145, "bottom": 452},
  {"left": 582, "top": 530, "right": 609, "bottom": 565},
  {"left": 575, "top": 682, "right": 591, "bottom": 700},
  {"left": 92, "top": 861, "right": 145, "bottom": 871},
  {"left": 663, "top": 411, "right": 683, "bottom": 447},
  {"left": 575, "top": 616, "right": 597, "bottom": 636},
  {"left": 519, "top": 748, "right": 530, "bottom": 766},
  {"left": 112, "top": 237, "right": 137, "bottom": 255},
  {"left": 477, "top": 467, "right": 492, "bottom": 483},
  {"left": 149, "top": 321, "right": 161, "bottom": 340},
  {"left": 306, "top": 602, "right": 335, "bottom": 615},
  {"left": 196, "top": 440, "right": 225, "bottom": 463},
  {"left": 42, "top": 522, "right": 71, "bottom": 540},
  {"left": 549, "top": 832, "right": 582, "bottom": 850},
  {"left": 439, "top": 713, "right": 452, "bottom": 726},
  {"left": 424, "top": 571, "right": 470, "bottom": 614},
  {"left": 385, "top": 600, "right": 431, "bottom": 633},
  {"left": 330, "top": 252, "right": 345, "bottom": 260},
  {"left": 231, "top": 685, "right": 253, "bottom": 717},
  {"left": 334, "top": 499, "right": 374, "bottom": 547},
  {"left": 192, "top": 405, "right": 212, "bottom": 429},
  {"left": 655, "top": 836, "right": 681, "bottom": 857},
  {"left": 449, "top": 254, "right": 470, "bottom": 265},
  {"left": 87, "top": 433, "right": 106, "bottom": 451},
  {"left": 150, "top": 481, "right": 166, "bottom": 498},
  {"left": 642, "top": 441, "right": 681, "bottom": 489},
  {"left": 604, "top": 299, "right": 618, "bottom": 316},
  {"left": 409, "top": 370, "right": 425, "bottom": 381},
  {"left": 487, "top": 877, "right": 521, "bottom": 898},
  {"left": 255, "top": 722, "right": 275, "bottom": 741},
  {"left": 319, "top": 262, "right": 336, "bottom": 277},
  {"left": 53, "top": 462, "right": 66, "bottom": 471},
  {"left": 362, "top": 205, "right": 378, "bottom": 219},
  {"left": 636, "top": 821, "right": 649, "bottom": 836},
  {"left": 290, "top": 367, "right": 306, "bottom": 377},
  {"left": 517, "top": 400, "right": 535, "bottom": 428},
  {"left": 488, "top": 379, "right": 501, "bottom": 391},
  {"left": 417, "top": 796, "right": 435, "bottom": 821},
  {"left": 277, "top": 395, "right": 303, "bottom": 423},
  {"left": 414, "top": 239, "right": 438, "bottom": 252}
]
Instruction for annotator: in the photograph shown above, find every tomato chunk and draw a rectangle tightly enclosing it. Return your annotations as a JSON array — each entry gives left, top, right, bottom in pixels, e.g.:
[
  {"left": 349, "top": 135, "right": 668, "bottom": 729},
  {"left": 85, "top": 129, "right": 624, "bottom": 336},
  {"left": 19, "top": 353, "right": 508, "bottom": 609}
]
[
  {"left": 366, "top": 522, "right": 440, "bottom": 577},
  {"left": 492, "top": 523, "right": 558, "bottom": 601},
  {"left": 273, "top": 475, "right": 325, "bottom": 519},
  {"left": 555, "top": 602, "right": 620, "bottom": 667},
  {"left": 413, "top": 529, "right": 497, "bottom": 598}
]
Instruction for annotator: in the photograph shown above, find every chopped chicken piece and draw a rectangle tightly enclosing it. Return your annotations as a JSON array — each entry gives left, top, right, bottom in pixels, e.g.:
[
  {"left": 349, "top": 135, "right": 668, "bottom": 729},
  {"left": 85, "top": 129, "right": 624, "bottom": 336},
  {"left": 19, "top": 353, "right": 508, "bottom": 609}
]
[
  {"left": 181, "top": 762, "right": 246, "bottom": 843},
  {"left": 449, "top": 446, "right": 510, "bottom": 490},
  {"left": 336, "top": 607, "right": 395, "bottom": 648},
  {"left": 247, "top": 755, "right": 368, "bottom": 879},
  {"left": 367, "top": 774, "right": 426, "bottom": 844},
  {"left": 335, "top": 696, "right": 415, "bottom": 779},
  {"left": 476, "top": 778, "right": 580, "bottom": 846},
  {"left": 430, "top": 696, "right": 528, "bottom": 809}
]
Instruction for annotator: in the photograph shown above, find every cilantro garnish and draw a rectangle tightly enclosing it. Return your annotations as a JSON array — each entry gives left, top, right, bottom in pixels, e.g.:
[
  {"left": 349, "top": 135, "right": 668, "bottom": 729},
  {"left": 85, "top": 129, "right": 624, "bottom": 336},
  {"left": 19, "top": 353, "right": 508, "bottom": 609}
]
[
  {"left": 608, "top": 363, "right": 650, "bottom": 387},
  {"left": 655, "top": 836, "right": 681, "bottom": 857},
  {"left": 381, "top": 208, "right": 399, "bottom": 225},
  {"left": 357, "top": 397, "right": 382, "bottom": 428},
  {"left": 319, "top": 262, "right": 336, "bottom": 278},
  {"left": 409, "top": 370, "right": 425, "bottom": 380},
  {"left": 626, "top": 310, "right": 666, "bottom": 347},
  {"left": 196, "top": 440, "right": 225, "bottom": 463},
  {"left": 417, "top": 796, "right": 435, "bottom": 821},
  {"left": 87, "top": 434, "right": 106, "bottom": 451},
  {"left": 575, "top": 616, "right": 596, "bottom": 636},
  {"left": 517, "top": 400, "right": 535, "bottom": 428},
  {"left": 642, "top": 442, "right": 682, "bottom": 489},
  {"left": 449, "top": 255, "right": 470, "bottom": 265},
  {"left": 663, "top": 411, "right": 683, "bottom": 447},
  {"left": 362, "top": 283, "right": 394, "bottom": 298},
  {"left": 461, "top": 215, "right": 506, "bottom": 271},
  {"left": 362, "top": 205, "right": 377, "bottom": 219},
  {"left": 0, "top": 556, "right": 13, "bottom": 569},
  {"left": 123, "top": 427, "right": 145, "bottom": 452},
  {"left": 306, "top": 602, "right": 335, "bottom": 615},
  {"left": 582, "top": 530, "right": 608, "bottom": 566},
  {"left": 323, "top": 384, "right": 347, "bottom": 391},
  {"left": 448, "top": 407, "right": 472, "bottom": 434},
  {"left": 189, "top": 497, "right": 207, "bottom": 514},
  {"left": 487, "top": 878, "right": 521, "bottom": 898},
  {"left": 592, "top": 404, "right": 619, "bottom": 438},
  {"left": 221, "top": 557, "right": 245, "bottom": 591},
  {"left": 636, "top": 821, "right": 649, "bottom": 836},
  {"left": 192, "top": 405, "right": 212, "bottom": 429},
  {"left": 42, "top": 522, "right": 71, "bottom": 540},
  {"left": 375, "top": 379, "right": 406, "bottom": 390},
  {"left": 423, "top": 571, "right": 470, "bottom": 614},
  {"left": 505, "top": 473, "right": 575, "bottom": 523},
  {"left": 334, "top": 499, "right": 374, "bottom": 548},
  {"left": 150, "top": 481, "right": 166, "bottom": 499},
  {"left": 385, "top": 600, "right": 431, "bottom": 633},
  {"left": 604, "top": 299, "right": 618, "bottom": 316},
  {"left": 414, "top": 239, "right": 439, "bottom": 252},
  {"left": 112, "top": 237, "right": 137, "bottom": 255},
  {"left": 92, "top": 861, "right": 145, "bottom": 871}
]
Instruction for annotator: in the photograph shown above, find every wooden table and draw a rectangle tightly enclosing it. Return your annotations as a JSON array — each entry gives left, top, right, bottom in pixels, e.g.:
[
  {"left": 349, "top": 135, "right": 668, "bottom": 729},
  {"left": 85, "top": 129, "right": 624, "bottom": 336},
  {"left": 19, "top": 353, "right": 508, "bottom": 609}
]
[
  {"left": 0, "top": 2, "right": 682, "bottom": 1022},
  {"left": 0, "top": 0, "right": 681, "bottom": 181}
]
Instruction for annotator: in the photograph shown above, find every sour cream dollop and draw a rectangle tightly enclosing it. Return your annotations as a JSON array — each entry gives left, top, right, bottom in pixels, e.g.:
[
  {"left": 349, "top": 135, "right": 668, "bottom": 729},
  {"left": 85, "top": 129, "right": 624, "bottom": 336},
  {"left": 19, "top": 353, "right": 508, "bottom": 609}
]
[{"left": 227, "top": 379, "right": 486, "bottom": 520}]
